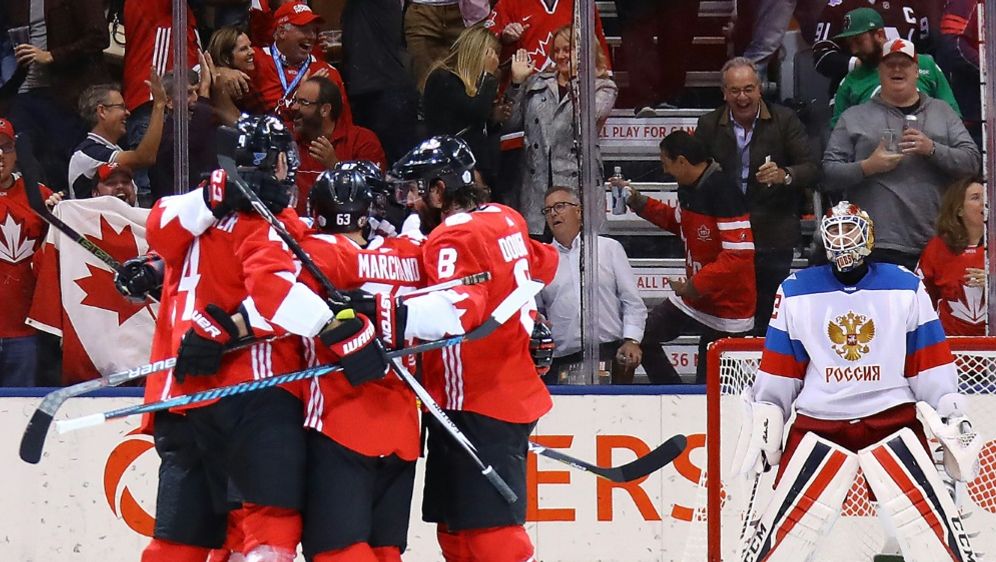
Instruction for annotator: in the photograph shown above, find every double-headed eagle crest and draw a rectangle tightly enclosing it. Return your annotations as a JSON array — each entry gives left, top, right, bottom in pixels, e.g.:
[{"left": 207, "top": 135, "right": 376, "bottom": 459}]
[{"left": 827, "top": 311, "right": 875, "bottom": 361}]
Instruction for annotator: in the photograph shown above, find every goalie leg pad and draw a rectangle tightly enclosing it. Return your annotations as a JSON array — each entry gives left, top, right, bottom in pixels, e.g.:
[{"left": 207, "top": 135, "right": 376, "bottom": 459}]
[
  {"left": 743, "top": 432, "right": 858, "bottom": 562},
  {"left": 859, "top": 428, "right": 978, "bottom": 562}
]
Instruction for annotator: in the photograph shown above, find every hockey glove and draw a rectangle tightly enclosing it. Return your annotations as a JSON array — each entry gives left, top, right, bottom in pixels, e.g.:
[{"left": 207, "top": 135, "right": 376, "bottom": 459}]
[
  {"left": 344, "top": 289, "right": 408, "bottom": 350},
  {"left": 174, "top": 304, "right": 243, "bottom": 382},
  {"left": 530, "top": 322, "right": 555, "bottom": 376},
  {"left": 114, "top": 253, "right": 165, "bottom": 301},
  {"left": 319, "top": 310, "right": 390, "bottom": 387},
  {"left": 203, "top": 169, "right": 251, "bottom": 218}
]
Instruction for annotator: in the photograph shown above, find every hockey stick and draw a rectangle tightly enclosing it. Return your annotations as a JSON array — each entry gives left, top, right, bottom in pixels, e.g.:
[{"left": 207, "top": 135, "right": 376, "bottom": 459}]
[
  {"left": 217, "top": 146, "right": 525, "bottom": 502},
  {"left": 528, "top": 434, "right": 687, "bottom": 482},
  {"left": 19, "top": 272, "right": 493, "bottom": 464},
  {"left": 23, "top": 172, "right": 126, "bottom": 276},
  {"left": 55, "top": 278, "right": 539, "bottom": 432}
]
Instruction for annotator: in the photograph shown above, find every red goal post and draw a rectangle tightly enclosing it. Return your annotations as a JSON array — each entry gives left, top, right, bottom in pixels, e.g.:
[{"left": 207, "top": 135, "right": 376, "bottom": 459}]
[{"left": 704, "top": 336, "right": 996, "bottom": 562}]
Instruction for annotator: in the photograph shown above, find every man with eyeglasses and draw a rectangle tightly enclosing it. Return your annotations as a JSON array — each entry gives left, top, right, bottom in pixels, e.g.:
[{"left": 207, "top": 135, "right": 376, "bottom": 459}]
[
  {"left": 290, "top": 75, "right": 386, "bottom": 216},
  {"left": 535, "top": 186, "right": 646, "bottom": 384},
  {"left": 694, "top": 57, "right": 817, "bottom": 337},
  {"left": 68, "top": 75, "right": 167, "bottom": 201}
]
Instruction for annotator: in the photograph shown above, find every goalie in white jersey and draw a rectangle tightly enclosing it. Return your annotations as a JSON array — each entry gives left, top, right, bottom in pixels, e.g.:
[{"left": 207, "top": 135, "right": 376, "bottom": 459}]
[{"left": 736, "top": 202, "right": 983, "bottom": 562}]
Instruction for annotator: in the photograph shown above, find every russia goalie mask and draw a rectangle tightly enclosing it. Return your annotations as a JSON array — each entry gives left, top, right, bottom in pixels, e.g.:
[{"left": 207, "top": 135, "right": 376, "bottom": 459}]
[{"left": 821, "top": 201, "right": 874, "bottom": 272}]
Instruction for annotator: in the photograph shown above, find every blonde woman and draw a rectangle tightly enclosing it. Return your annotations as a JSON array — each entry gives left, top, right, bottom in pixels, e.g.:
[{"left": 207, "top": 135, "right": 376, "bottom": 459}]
[
  {"left": 421, "top": 24, "right": 503, "bottom": 190},
  {"left": 916, "top": 177, "right": 987, "bottom": 335},
  {"left": 506, "top": 25, "right": 618, "bottom": 236}
]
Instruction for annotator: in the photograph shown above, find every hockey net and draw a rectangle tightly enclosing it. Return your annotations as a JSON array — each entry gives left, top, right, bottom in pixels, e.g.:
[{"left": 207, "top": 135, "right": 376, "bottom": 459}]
[{"left": 692, "top": 336, "right": 996, "bottom": 562}]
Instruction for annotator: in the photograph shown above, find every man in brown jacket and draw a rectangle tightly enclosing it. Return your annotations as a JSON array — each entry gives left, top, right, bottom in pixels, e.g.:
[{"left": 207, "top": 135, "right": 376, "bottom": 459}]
[
  {"left": 695, "top": 57, "right": 818, "bottom": 335},
  {"left": 5, "top": 0, "right": 109, "bottom": 194}
]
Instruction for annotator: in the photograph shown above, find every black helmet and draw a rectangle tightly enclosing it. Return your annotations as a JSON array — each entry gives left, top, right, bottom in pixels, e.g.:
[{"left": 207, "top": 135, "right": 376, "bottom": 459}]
[
  {"left": 233, "top": 114, "right": 300, "bottom": 182},
  {"left": 309, "top": 168, "right": 373, "bottom": 232},
  {"left": 388, "top": 136, "right": 476, "bottom": 204}
]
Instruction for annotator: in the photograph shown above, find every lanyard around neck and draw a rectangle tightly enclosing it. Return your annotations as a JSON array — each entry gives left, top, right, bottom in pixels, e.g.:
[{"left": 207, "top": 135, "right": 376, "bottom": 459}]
[{"left": 271, "top": 44, "right": 311, "bottom": 98}]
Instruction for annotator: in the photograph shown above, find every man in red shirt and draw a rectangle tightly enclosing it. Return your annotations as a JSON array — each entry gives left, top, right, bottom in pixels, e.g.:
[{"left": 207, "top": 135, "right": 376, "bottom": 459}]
[
  {"left": 0, "top": 118, "right": 53, "bottom": 387},
  {"left": 250, "top": 1, "right": 352, "bottom": 124},
  {"left": 386, "top": 136, "right": 558, "bottom": 562},
  {"left": 290, "top": 76, "right": 385, "bottom": 216}
]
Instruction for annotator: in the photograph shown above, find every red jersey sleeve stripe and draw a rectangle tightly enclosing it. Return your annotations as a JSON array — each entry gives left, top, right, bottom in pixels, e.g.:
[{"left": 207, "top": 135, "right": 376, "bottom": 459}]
[
  {"left": 940, "top": 14, "right": 970, "bottom": 35},
  {"left": 759, "top": 350, "right": 808, "bottom": 380},
  {"left": 904, "top": 341, "right": 956, "bottom": 377}
]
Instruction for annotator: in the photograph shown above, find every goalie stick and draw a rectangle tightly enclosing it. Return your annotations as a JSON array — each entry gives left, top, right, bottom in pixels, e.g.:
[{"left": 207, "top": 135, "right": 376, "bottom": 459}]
[
  {"left": 18, "top": 272, "right": 492, "bottom": 464},
  {"left": 528, "top": 434, "right": 687, "bottom": 482}
]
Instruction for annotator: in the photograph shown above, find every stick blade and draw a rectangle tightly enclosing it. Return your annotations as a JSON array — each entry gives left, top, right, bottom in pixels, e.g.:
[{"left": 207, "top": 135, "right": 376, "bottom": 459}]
[
  {"left": 618, "top": 434, "right": 688, "bottom": 482},
  {"left": 19, "top": 410, "right": 55, "bottom": 464}
]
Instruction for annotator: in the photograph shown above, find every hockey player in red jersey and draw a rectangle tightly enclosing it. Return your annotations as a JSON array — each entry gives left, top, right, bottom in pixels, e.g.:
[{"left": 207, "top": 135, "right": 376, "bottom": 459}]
[
  {"left": 293, "top": 166, "right": 425, "bottom": 562},
  {"left": 382, "top": 136, "right": 558, "bottom": 562},
  {"left": 139, "top": 115, "right": 387, "bottom": 562}
]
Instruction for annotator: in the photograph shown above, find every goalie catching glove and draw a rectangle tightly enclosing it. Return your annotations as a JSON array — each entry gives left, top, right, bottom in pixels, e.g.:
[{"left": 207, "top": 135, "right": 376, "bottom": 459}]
[
  {"left": 318, "top": 309, "right": 390, "bottom": 387},
  {"left": 174, "top": 304, "right": 249, "bottom": 382}
]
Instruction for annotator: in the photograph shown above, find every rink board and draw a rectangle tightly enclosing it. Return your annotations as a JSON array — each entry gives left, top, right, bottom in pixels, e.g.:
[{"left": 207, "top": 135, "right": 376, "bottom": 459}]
[{"left": 4, "top": 388, "right": 995, "bottom": 561}]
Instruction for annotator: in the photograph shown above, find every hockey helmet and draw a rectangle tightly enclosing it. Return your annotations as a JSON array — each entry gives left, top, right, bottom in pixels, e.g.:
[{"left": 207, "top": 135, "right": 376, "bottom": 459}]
[
  {"left": 309, "top": 168, "right": 374, "bottom": 232},
  {"left": 388, "top": 136, "right": 476, "bottom": 205},
  {"left": 233, "top": 114, "right": 300, "bottom": 182},
  {"left": 821, "top": 201, "right": 875, "bottom": 272}
]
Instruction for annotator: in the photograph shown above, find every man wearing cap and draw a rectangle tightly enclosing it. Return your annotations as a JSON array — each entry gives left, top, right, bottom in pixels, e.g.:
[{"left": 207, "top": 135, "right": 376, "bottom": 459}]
[
  {"left": 813, "top": 0, "right": 931, "bottom": 93},
  {"left": 91, "top": 163, "right": 138, "bottom": 206},
  {"left": 250, "top": 1, "right": 352, "bottom": 124},
  {"left": 829, "top": 7, "right": 959, "bottom": 128},
  {"left": 0, "top": 118, "right": 54, "bottom": 386},
  {"left": 823, "top": 38, "right": 980, "bottom": 270}
]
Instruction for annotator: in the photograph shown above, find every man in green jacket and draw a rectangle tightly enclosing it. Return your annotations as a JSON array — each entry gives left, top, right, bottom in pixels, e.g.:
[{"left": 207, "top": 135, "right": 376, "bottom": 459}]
[{"left": 830, "top": 7, "right": 960, "bottom": 129}]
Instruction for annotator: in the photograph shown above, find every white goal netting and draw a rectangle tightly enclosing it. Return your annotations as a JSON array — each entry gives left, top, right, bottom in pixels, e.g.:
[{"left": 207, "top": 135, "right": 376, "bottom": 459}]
[{"left": 683, "top": 337, "right": 996, "bottom": 562}]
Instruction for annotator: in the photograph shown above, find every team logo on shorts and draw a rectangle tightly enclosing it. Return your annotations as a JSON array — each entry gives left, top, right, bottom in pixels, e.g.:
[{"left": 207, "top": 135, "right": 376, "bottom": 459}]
[{"left": 827, "top": 311, "right": 875, "bottom": 361}]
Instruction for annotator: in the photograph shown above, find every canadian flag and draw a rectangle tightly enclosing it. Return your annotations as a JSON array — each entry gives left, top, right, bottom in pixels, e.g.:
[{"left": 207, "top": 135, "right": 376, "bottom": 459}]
[{"left": 26, "top": 198, "right": 158, "bottom": 385}]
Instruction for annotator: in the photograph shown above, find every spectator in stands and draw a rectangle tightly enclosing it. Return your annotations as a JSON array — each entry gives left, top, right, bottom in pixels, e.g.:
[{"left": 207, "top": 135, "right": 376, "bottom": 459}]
[
  {"left": 290, "top": 76, "right": 386, "bottom": 216},
  {"left": 506, "top": 25, "right": 617, "bottom": 237},
  {"left": 813, "top": 0, "right": 932, "bottom": 95},
  {"left": 149, "top": 62, "right": 218, "bottom": 202},
  {"left": 623, "top": 131, "right": 755, "bottom": 384},
  {"left": 695, "top": 57, "right": 818, "bottom": 336},
  {"left": 404, "top": 0, "right": 490, "bottom": 88},
  {"left": 122, "top": 0, "right": 200, "bottom": 198},
  {"left": 822, "top": 39, "right": 980, "bottom": 271},
  {"left": 206, "top": 25, "right": 259, "bottom": 126},
  {"left": 69, "top": 76, "right": 167, "bottom": 200},
  {"left": 422, "top": 25, "right": 504, "bottom": 193},
  {"left": 6, "top": 0, "right": 109, "bottom": 195},
  {"left": 484, "top": 0, "right": 610, "bottom": 75},
  {"left": 936, "top": 0, "right": 982, "bottom": 147},
  {"left": 741, "top": 0, "right": 825, "bottom": 78},
  {"left": 616, "top": 0, "right": 699, "bottom": 115},
  {"left": 0, "top": 118, "right": 53, "bottom": 386},
  {"left": 829, "top": 7, "right": 959, "bottom": 129},
  {"left": 341, "top": 0, "right": 419, "bottom": 163},
  {"left": 917, "top": 177, "right": 986, "bottom": 336},
  {"left": 250, "top": 1, "right": 352, "bottom": 123},
  {"left": 249, "top": 0, "right": 292, "bottom": 47},
  {"left": 89, "top": 162, "right": 138, "bottom": 206},
  {"left": 536, "top": 186, "right": 646, "bottom": 385}
]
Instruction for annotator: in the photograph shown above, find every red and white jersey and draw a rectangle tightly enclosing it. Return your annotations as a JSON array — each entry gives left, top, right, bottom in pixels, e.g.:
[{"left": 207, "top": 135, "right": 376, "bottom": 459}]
[
  {"left": 916, "top": 237, "right": 986, "bottom": 336},
  {"left": 123, "top": 0, "right": 200, "bottom": 111},
  {"left": 298, "top": 232, "right": 425, "bottom": 460},
  {"left": 483, "top": 0, "right": 611, "bottom": 72},
  {"left": 250, "top": 45, "right": 352, "bottom": 125},
  {"left": 26, "top": 197, "right": 156, "bottom": 386},
  {"left": 755, "top": 263, "right": 958, "bottom": 421},
  {"left": 0, "top": 176, "right": 51, "bottom": 338},
  {"left": 405, "top": 203, "right": 558, "bottom": 424},
  {"left": 635, "top": 163, "right": 756, "bottom": 333},
  {"left": 146, "top": 182, "right": 333, "bottom": 404}
]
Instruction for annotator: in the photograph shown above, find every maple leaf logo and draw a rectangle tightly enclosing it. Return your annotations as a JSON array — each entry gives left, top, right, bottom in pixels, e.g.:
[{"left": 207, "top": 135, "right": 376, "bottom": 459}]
[
  {"left": 73, "top": 216, "right": 150, "bottom": 325},
  {"left": 0, "top": 213, "right": 37, "bottom": 264},
  {"left": 948, "top": 286, "right": 986, "bottom": 326}
]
